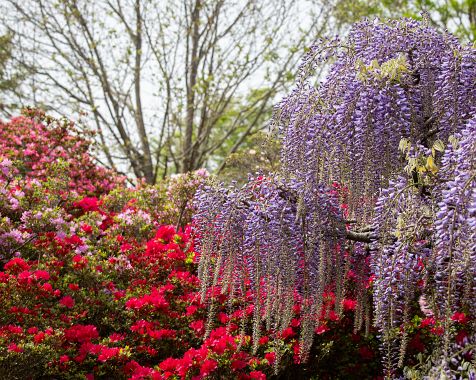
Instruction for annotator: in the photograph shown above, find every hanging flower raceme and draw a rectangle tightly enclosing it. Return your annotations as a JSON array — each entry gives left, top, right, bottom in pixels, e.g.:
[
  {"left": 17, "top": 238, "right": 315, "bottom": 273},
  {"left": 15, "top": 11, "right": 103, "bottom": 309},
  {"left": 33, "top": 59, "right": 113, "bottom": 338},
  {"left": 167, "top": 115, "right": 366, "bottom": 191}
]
[
  {"left": 371, "top": 115, "right": 476, "bottom": 376},
  {"left": 371, "top": 175, "right": 434, "bottom": 373},
  {"left": 434, "top": 118, "right": 476, "bottom": 320},
  {"left": 193, "top": 175, "right": 347, "bottom": 360},
  {"left": 275, "top": 18, "right": 476, "bottom": 224}
]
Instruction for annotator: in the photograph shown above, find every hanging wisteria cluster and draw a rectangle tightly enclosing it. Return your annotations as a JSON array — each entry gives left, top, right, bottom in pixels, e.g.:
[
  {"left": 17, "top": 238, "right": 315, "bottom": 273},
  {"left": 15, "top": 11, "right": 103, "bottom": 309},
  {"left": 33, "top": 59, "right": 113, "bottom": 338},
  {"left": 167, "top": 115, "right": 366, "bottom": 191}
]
[
  {"left": 276, "top": 18, "right": 476, "bottom": 223},
  {"left": 371, "top": 117, "right": 476, "bottom": 376},
  {"left": 372, "top": 173, "right": 435, "bottom": 372},
  {"left": 194, "top": 176, "right": 347, "bottom": 359},
  {"left": 434, "top": 119, "right": 476, "bottom": 322},
  {"left": 193, "top": 17, "right": 476, "bottom": 377}
]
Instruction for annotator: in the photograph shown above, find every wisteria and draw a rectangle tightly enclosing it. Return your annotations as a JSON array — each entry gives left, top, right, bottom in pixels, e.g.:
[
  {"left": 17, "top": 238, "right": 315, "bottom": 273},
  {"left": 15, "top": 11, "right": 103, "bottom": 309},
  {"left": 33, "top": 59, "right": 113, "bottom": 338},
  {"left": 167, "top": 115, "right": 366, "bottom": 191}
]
[
  {"left": 276, "top": 18, "right": 476, "bottom": 223},
  {"left": 194, "top": 17, "right": 476, "bottom": 378},
  {"left": 434, "top": 118, "right": 476, "bottom": 329},
  {"left": 372, "top": 175, "right": 434, "bottom": 373},
  {"left": 194, "top": 176, "right": 347, "bottom": 359},
  {"left": 371, "top": 117, "right": 476, "bottom": 375}
]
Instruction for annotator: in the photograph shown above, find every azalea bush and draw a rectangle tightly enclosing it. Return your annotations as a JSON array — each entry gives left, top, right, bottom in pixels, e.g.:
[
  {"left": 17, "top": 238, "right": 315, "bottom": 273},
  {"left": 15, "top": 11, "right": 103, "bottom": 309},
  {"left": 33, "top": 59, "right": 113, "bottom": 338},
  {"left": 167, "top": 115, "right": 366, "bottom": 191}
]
[
  {"left": 0, "top": 111, "right": 385, "bottom": 379},
  {"left": 1, "top": 145, "right": 384, "bottom": 380},
  {"left": 0, "top": 108, "right": 123, "bottom": 195}
]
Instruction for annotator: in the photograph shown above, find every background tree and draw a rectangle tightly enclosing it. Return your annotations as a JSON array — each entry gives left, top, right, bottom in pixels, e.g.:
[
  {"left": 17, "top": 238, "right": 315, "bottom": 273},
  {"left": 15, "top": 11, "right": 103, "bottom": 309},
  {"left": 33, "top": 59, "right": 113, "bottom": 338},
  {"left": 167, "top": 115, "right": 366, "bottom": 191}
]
[
  {"left": 217, "top": 131, "right": 281, "bottom": 184},
  {"left": 0, "top": 0, "right": 334, "bottom": 182},
  {"left": 0, "top": 33, "right": 23, "bottom": 114},
  {"left": 333, "top": 0, "right": 476, "bottom": 42}
]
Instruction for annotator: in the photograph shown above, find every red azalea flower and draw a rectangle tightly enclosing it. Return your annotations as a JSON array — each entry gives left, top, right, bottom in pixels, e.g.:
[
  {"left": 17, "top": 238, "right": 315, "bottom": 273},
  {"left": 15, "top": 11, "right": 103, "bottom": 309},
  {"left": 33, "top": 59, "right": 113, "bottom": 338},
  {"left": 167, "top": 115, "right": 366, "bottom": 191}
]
[
  {"left": 74, "top": 197, "right": 100, "bottom": 212},
  {"left": 33, "top": 270, "right": 50, "bottom": 281},
  {"left": 154, "top": 225, "right": 177, "bottom": 243},
  {"left": 451, "top": 312, "right": 469, "bottom": 324},
  {"left": 59, "top": 296, "right": 75, "bottom": 308},
  {"left": 293, "top": 343, "right": 301, "bottom": 364},
  {"left": 258, "top": 336, "right": 269, "bottom": 345},
  {"left": 280, "top": 327, "right": 295, "bottom": 340},
  {"left": 7, "top": 343, "right": 23, "bottom": 353},
  {"left": 114, "top": 290, "right": 126, "bottom": 300},
  {"left": 245, "top": 304, "right": 254, "bottom": 315},
  {"left": 431, "top": 326, "right": 444, "bottom": 336},
  {"left": 34, "top": 332, "right": 45, "bottom": 344},
  {"left": 342, "top": 298, "right": 357, "bottom": 311},
  {"left": 231, "top": 359, "right": 248, "bottom": 371},
  {"left": 60, "top": 355, "right": 70, "bottom": 364},
  {"left": 264, "top": 352, "right": 276, "bottom": 365},
  {"left": 160, "top": 357, "right": 179, "bottom": 372},
  {"left": 98, "top": 346, "right": 120, "bottom": 362},
  {"left": 200, "top": 359, "right": 218, "bottom": 377},
  {"left": 366, "top": 274, "right": 376, "bottom": 288},
  {"left": 189, "top": 320, "right": 205, "bottom": 336},
  {"left": 72, "top": 255, "right": 88, "bottom": 269},
  {"left": 148, "top": 329, "right": 176, "bottom": 340},
  {"left": 4, "top": 258, "right": 30, "bottom": 273},
  {"left": 17, "top": 270, "right": 32, "bottom": 284},
  {"left": 81, "top": 224, "right": 93, "bottom": 233},
  {"left": 315, "top": 324, "right": 330, "bottom": 334},
  {"left": 64, "top": 325, "right": 99, "bottom": 343},
  {"left": 420, "top": 317, "right": 435, "bottom": 328},
  {"left": 186, "top": 305, "right": 198, "bottom": 316},
  {"left": 209, "top": 335, "right": 236, "bottom": 354},
  {"left": 167, "top": 249, "right": 186, "bottom": 261},
  {"left": 130, "top": 320, "right": 154, "bottom": 335},
  {"left": 66, "top": 235, "right": 83, "bottom": 246},
  {"left": 218, "top": 312, "right": 230, "bottom": 324},
  {"left": 327, "top": 310, "right": 339, "bottom": 321},
  {"left": 7, "top": 325, "right": 23, "bottom": 334},
  {"left": 232, "top": 309, "right": 245, "bottom": 319},
  {"left": 249, "top": 371, "right": 266, "bottom": 380},
  {"left": 109, "top": 333, "right": 125, "bottom": 343},
  {"left": 291, "top": 318, "right": 300, "bottom": 327},
  {"left": 176, "top": 356, "right": 193, "bottom": 378},
  {"left": 121, "top": 242, "right": 133, "bottom": 252}
]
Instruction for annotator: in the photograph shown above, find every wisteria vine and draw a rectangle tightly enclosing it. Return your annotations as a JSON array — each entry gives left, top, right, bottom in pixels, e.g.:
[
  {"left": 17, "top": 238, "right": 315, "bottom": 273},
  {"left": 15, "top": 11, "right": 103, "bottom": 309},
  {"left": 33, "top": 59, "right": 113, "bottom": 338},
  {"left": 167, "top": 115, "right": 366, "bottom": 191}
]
[{"left": 193, "top": 18, "right": 476, "bottom": 377}]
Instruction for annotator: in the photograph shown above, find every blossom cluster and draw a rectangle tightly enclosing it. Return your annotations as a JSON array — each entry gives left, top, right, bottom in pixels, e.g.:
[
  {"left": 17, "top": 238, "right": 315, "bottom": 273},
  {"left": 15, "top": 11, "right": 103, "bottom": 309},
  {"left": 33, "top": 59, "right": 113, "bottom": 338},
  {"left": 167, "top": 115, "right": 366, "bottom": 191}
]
[{"left": 0, "top": 109, "right": 123, "bottom": 195}]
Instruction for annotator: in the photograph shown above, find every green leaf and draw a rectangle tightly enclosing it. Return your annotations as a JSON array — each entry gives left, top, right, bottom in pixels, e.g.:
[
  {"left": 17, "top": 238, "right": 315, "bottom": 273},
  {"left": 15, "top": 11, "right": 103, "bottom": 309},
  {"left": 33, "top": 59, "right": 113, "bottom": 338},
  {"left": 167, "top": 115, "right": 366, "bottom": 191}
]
[{"left": 432, "top": 139, "right": 445, "bottom": 152}]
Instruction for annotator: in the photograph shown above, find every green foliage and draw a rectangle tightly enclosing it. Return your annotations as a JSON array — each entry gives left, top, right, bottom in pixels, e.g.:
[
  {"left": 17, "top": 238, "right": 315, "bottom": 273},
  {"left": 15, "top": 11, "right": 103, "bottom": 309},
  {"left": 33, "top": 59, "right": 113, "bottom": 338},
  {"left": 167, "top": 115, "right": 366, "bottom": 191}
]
[
  {"left": 219, "top": 132, "right": 281, "bottom": 184},
  {"left": 334, "top": 0, "right": 476, "bottom": 42},
  {"left": 0, "top": 33, "right": 22, "bottom": 112},
  {"left": 356, "top": 54, "right": 410, "bottom": 83}
]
